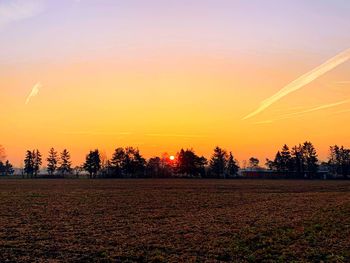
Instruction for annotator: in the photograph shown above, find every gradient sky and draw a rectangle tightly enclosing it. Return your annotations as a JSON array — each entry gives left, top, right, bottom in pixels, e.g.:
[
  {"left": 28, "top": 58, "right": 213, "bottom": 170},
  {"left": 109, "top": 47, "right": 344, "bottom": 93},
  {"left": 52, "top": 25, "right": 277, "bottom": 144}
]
[{"left": 1, "top": 0, "right": 350, "bottom": 166}]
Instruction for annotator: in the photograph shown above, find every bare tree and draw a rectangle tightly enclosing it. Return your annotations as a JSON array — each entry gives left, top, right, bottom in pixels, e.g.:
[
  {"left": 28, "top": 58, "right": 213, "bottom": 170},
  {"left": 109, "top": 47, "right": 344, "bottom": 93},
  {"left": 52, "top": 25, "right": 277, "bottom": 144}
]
[{"left": 0, "top": 145, "right": 6, "bottom": 162}]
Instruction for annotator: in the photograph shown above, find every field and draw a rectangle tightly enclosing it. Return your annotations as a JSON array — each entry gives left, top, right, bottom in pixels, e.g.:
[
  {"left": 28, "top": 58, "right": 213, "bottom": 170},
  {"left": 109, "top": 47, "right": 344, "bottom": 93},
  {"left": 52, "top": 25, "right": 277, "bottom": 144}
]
[{"left": 0, "top": 179, "right": 349, "bottom": 262}]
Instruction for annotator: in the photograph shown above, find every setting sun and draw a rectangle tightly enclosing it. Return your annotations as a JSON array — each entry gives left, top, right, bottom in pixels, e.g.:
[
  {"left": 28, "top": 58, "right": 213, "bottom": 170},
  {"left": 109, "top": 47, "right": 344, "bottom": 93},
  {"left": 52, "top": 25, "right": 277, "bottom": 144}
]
[{"left": 169, "top": 155, "right": 175, "bottom": 161}]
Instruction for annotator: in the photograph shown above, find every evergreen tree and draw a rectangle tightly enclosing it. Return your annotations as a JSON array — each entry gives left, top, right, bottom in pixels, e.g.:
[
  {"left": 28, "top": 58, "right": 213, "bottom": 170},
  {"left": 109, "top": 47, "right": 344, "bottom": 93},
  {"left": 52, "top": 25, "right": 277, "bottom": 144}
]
[
  {"left": 226, "top": 152, "right": 239, "bottom": 178},
  {"left": 209, "top": 146, "right": 228, "bottom": 178},
  {"left": 46, "top": 148, "right": 58, "bottom": 176},
  {"left": 291, "top": 144, "right": 304, "bottom": 178},
  {"left": 280, "top": 144, "right": 293, "bottom": 172},
  {"left": 302, "top": 141, "right": 318, "bottom": 178},
  {"left": 272, "top": 145, "right": 293, "bottom": 176},
  {"left": 33, "top": 150, "right": 42, "bottom": 177},
  {"left": 24, "top": 150, "right": 35, "bottom": 178},
  {"left": 58, "top": 149, "right": 72, "bottom": 176}
]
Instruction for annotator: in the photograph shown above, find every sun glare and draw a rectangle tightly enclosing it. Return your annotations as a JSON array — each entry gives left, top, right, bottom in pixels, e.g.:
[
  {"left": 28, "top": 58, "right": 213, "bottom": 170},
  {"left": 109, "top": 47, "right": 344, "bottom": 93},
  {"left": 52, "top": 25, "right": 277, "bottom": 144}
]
[{"left": 169, "top": 155, "right": 175, "bottom": 161}]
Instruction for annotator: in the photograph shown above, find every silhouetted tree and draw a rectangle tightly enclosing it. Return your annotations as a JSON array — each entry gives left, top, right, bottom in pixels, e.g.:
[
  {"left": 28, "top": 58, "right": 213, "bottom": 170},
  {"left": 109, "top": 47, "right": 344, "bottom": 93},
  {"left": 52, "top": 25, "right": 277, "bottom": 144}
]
[
  {"left": 46, "top": 148, "right": 58, "bottom": 176},
  {"left": 291, "top": 144, "right": 304, "bottom": 177},
  {"left": 302, "top": 141, "right": 318, "bottom": 178},
  {"left": 146, "top": 154, "right": 175, "bottom": 178},
  {"left": 146, "top": 157, "right": 162, "bottom": 178},
  {"left": 33, "top": 150, "right": 42, "bottom": 177},
  {"left": 132, "top": 149, "right": 146, "bottom": 177},
  {"left": 110, "top": 148, "right": 125, "bottom": 177},
  {"left": 176, "top": 149, "right": 207, "bottom": 177},
  {"left": 124, "top": 147, "right": 146, "bottom": 177},
  {"left": 209, "top": 146, "right": 228, "bottom": 178},
  {"left": 265, "top": 158, "right": 276, "bottom": 170},
  {"left": 0, "top": 160, "right": 13, "bottom": 176},
  {"left": 4, "top": 161, "right": 14, "bottom": 176},
  {"left": 226, "top": 152, "right": 239, "bottom": 178},
  {"left": 0, "top": 145, "right": 6, "bottom": 162},
  {"left": 73, "top": 165, "right": 83, "bottom": 178},
  {"left": 248, "top": 157, "right": 260, "bottom": 169},
  {"left": 0, "top": 162, "right": 3, "bottom": 176},
  {"left": 272, "top": 144, "right": 293, "bottom": 176},
  {"left": 328, "top": 145, "right": 350, "bottom": 178},
  {"left": 58, "top": 149, "right": 72, "bottom": 176},
  {"left": 83, "top": 149, "right": 101, "bottom": 178},
  {"left": 24, "top": 150, "right": 35, "bottom": 178},
  {"left": 290, "top": 142, "right": 318, "bottom": 178}
]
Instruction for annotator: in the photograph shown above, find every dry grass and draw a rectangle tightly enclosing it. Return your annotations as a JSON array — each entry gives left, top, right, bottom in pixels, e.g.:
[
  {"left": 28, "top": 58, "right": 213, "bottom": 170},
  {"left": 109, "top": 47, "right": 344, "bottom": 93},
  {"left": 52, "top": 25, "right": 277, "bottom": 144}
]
[{"left": 0, "top": 179, "right": 349, "bottom": 262}]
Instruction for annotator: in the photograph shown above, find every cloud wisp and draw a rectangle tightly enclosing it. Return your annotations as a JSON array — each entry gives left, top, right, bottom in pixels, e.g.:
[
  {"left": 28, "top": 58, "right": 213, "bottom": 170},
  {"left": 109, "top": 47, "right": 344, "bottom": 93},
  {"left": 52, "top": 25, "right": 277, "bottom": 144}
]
[
  {"left": 61, "top": 131, "right": 132, "bottom": 136},
  {"left": 25, "top": 82, "right": 42, "bottom": 105},
  {"left": 145, "top": 133, "right": 207, "bottom": 138},
  {"left": 243, "top": 47, "right": 350, "bottom": 120},
  {"left": 0, "top": 0, "right": 45, "bottom": 28},
  {"left": 254, "top": 100, "right": 350, "bottom": 124}
]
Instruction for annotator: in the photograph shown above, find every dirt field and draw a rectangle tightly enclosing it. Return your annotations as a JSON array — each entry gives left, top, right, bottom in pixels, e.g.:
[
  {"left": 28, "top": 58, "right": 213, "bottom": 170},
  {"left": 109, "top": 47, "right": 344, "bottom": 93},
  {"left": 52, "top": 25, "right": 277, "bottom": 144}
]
[{"left": 0, "top": 179, "right": 349, "bottom": 262}]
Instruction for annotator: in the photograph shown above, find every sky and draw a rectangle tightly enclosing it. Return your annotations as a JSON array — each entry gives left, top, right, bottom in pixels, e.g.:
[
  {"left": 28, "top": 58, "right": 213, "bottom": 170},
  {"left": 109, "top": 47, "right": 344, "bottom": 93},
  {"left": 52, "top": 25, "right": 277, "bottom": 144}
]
[{"left": 1, "top": 0, "right": 350, "bottom": 166}]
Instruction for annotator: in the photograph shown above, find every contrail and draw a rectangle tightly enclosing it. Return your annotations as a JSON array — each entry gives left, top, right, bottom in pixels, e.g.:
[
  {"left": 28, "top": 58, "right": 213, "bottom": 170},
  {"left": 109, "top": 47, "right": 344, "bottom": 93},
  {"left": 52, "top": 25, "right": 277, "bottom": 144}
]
[
  {"left": 254, "top": 99, "right": 350, "bottom": 124},
  {"left": 25, "top": 82, "right": 42, "bottom": 105},
  {"left": 336, "top": 81, "right": 350, "bottom": 85},
  {"left": 145, "top": 133, "right": 207, "bottom": 138},
  {"left": 243, "top": 48, "right": 350, "bottom": 120}
]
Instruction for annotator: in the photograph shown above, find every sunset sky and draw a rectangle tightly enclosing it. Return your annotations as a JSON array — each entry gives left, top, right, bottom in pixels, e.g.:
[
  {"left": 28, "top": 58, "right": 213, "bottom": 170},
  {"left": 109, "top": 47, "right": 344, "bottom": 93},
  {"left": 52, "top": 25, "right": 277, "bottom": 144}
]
[{"left": 1, "top": 0, "right": 350, "bottom": 166}]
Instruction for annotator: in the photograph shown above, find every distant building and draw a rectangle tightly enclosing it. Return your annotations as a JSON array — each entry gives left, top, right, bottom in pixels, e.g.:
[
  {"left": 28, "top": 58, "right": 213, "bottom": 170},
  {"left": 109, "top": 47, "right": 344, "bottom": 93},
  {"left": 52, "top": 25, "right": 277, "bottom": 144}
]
[{"left": 240, "top": 168, "right": 329, "bottom": 179}]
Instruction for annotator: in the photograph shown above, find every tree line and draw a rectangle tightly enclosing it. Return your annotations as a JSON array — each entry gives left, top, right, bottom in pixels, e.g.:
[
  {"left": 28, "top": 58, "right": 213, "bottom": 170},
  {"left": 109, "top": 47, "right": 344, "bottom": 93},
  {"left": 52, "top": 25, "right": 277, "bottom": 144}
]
[
  {"left": 2, "top": 141, "right": 350, "bottom": 179},
  {"left": 19, "top": 146, "right": 239, "bottom": 179}
]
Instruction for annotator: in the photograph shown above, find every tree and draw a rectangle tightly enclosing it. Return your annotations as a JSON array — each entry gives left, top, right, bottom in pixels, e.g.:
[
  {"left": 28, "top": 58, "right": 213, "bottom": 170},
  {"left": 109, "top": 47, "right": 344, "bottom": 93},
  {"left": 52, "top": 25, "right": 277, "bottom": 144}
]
[
  {"left": 291, "top": 144, "right": 304, "bottom": 178},
  {"left": 302, "top": 141, "right": 318, "bottom": 178},
  {"left": 110, "top": 148, "right": 126, "bottom": 177},
  {"left": 328, "top": 145, "right": 350, "bottom": 178},
  {"left": 146, "top": 157, "right": 162, "bottom": 178},
  {"left": 83, "top": 149, "right": 101, "bottom": 178},
  {"left": 122, "top": 147, "right": 146, "bottom": 177},
  {"left": 265, "top": 158, "right": 276, "bottom": 170},
  {"left": 99, "top": 150, "right": 110, "bottom": 177},
  {"left": 33, "top": 150, "right": 42, "bottom": 177},
  {"left": 0, "top": 145, "right": 6, "bottom": 162},
  {"left": 46, "top": 148, "right": 58, "bottom": 176},
  {"left": 248, "top": 157, "right": 260, "bottom": 169},
  {"left": 146, "top": 154, "right": 174, "bottom": 178},
  {"left": 4, "top": 160, "right": 14, "bottom": 176},
  {"left": 226, "top": 152, "right": 239, "bottom": 178},
  {"left": 58, "top": 149, "right": 72, "bottom": 176},
  {"left": 209, "top": 146, "right": 228, "bottom": 178},
  {"left": 272, "top": 144, "right": 293, "bottom": 176},
  {"left": 176, "top": 149, "right": 207, "bottom": 177},
  {"left": 132, "top": 149, "right": 146, "bottom": 177},
  {"left": 290, "top": 142, "right": 318, "bottom": 178},
  {"left": 24, "top": 150, "right": 35, "bottom": 178},
  {"left": 73, "top": 165, "right": 83, "bottom": 178},
  {"left": 273, "top": 151, "right": 283, "bottom": 171},
  {"left": 0, "top": 162, "right": 4, "bottom": 176},
  {"left": 280, "top": 144, "right": 293, "bottom": 172}
]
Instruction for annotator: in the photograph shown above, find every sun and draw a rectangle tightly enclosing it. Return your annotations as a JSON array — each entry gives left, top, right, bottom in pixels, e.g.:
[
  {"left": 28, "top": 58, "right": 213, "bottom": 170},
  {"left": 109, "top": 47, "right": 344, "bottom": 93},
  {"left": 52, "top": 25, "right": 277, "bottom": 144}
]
[{"left": 169, "top": 155, "right": 175, "bottom": 161}]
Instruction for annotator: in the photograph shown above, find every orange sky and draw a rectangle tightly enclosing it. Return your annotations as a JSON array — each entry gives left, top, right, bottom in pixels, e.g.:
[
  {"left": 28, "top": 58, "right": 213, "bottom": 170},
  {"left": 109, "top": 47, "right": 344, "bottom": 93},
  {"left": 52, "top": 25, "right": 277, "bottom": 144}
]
[{"left": 1, "top": 1, "right": 350, "bottom": 167}]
